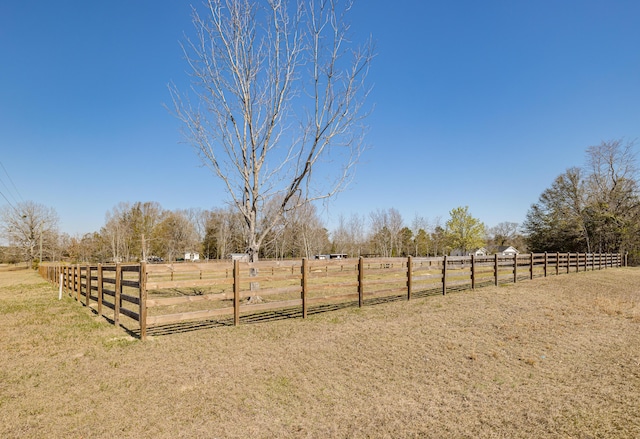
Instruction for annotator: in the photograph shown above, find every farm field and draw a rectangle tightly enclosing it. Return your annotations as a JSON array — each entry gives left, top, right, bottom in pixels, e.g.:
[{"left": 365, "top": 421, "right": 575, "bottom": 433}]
[{"left": 1, "top": 267, "right": 639, "bottom": 438}]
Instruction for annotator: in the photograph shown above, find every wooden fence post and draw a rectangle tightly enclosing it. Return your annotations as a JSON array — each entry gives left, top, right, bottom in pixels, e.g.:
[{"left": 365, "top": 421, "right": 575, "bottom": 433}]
[
  {"left": 513, "top": 254, "right": 518, "bottom": 283},
  {"left": 358, "top": 257, "right": 364, "bottom": 307},
  {"left": 471, "top": 254, "right": 476, "bottom": 290},
  {"left": 72, "top": 265, "right": 76, "bottom": 299},
  {"left": 625, "top": 252, "right": 628, "bottom": 267},
  {"left": 85, "top": 265, "right": 91, "bottom": 307},
  {"left": 544, "top": 252, "right": 548, "bottom": 277},
  {"left": 555, "top": 252, "right": 559, "bottom": 275},
  {"left": 76, "top": 264, "right": 81, "bottom": 302},
  {"left": 139, "top": 262, "right": 147, "bottom": 340},
  {"left": 407, "top": 256, "right": 412, "bottom": 300},
  {"left": 530, "top": 253, "right": 534, "bottom": 280},
  {"left": 65, "top": 266, "right": 68, "bottom": 294},
  {"left": 442, "top": 255, "right": 448, "bottom": 295},
  {"left": 233, "top": 259, "right": 240, "bottom": 326},
  {"left": 97, "top": 264, "right": 103, "bottom": 317},
  {"left": 301, "top": 258, "right": 308, "bottom": 318},
  {"left": 494, "top": 253, "right": 499, "bottom": 286},
  {"left": 114, "top": 263, "right": 121, "bottom": 326},
  {"left": 566, "top": 253, "right": 570, "bottom": 274},
  {"left": 577, "top": 253, "right": 580, "bottom": 273}
]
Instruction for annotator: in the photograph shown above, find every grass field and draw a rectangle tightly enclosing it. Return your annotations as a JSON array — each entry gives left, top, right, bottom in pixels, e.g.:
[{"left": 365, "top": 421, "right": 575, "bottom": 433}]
[{"left": 1, "top": 267, "right": 639, "bottom": 438}]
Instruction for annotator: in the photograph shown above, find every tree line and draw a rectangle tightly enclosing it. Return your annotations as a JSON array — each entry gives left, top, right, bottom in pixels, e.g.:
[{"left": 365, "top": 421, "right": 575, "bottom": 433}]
[
  {"left": 3, "top": 139, "right": 637, "bottom": 266},
  {"left": 523, "top": 139, "right": 640, "bottom": 263},
  {"left": 1, "top": 200, "right": 524, "bottom": 265}
]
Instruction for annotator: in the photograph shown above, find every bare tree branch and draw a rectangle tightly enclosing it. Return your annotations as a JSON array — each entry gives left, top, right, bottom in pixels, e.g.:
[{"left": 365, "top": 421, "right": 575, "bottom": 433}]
[{"left": 170, "top": 0, "right": 372, "bottom": 260}]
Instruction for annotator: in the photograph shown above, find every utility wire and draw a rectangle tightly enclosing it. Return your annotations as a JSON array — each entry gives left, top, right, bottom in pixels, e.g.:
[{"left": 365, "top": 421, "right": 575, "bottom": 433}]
[
  {"left": 0, "top": 160, "right": 24, "bottom": 204},
  {"left": 0, "top": 176, "right": 20, "bottom": 207},
  {"left": 0, "top": 164, "right": 23, "bottom": 216},
  {"left": 0, "top": 186, "right": 20, "bottom": 215}
]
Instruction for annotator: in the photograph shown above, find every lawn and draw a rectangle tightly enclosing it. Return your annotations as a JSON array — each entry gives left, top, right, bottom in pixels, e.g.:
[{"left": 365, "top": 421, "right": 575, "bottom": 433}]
[{"left": 1, "top": 266, "right": 639, "bottom": 438}]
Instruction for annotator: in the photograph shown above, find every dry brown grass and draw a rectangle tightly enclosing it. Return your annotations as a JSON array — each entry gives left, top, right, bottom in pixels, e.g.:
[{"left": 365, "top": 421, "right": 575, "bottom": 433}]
[{"left": 1, "top": 267, "right": 639, "bottom": 438}]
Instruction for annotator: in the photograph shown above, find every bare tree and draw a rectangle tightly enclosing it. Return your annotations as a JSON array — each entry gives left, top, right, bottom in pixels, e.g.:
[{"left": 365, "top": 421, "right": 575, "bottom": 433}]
[
  {"left": 488, "top": 222, "right": 519, "bottom": 247},
  {"left": 331, "top": 213, "right": 350, "bottom": 254},
  {"left": 368, "top": 208, "right": 404, "bottom": 257},
  {"left": 102, "top": 202, "right": 132, "bottom": 262},
  {"left": 0, "top": 201, "right": 59, "bottom": 266},
  {"left": 585, "top": 139, "right": 640, "bottom": 253},
  {"left": 170, "top": 0, "right": 373, "bottom": 262},
  {"left": 101, "top": 201, "right": 163, "bottom": 262},
  {"left": 331, "top": 212, "right": 365, "bottom": 257}
]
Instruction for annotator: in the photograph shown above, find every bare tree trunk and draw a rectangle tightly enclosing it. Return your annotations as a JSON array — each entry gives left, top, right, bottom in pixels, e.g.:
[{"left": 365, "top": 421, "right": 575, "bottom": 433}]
[{"left": 170, "top": 0, "right": 372, "bottom": 285}]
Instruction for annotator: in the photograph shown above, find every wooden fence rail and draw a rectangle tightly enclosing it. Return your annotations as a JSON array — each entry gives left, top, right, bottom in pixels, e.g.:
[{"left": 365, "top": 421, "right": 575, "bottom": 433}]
[{"left": 39, "top": 252, "right": 625, "bottom": 340}]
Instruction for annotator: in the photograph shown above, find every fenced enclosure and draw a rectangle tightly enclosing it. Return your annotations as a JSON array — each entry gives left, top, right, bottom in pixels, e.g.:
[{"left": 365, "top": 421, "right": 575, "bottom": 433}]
[{"left": 40, "top": 252, "right": 625, "bottom": 340}]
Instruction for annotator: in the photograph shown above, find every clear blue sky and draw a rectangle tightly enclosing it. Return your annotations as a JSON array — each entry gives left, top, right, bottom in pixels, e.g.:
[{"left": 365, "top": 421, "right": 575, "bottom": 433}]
[{"left": 1, "top": 0, "right": 639, "bottom": 236}]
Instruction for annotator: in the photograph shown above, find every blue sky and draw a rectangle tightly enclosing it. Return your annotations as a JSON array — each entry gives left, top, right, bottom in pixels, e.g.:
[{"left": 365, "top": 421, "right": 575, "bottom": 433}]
[{"left": 1, "top": 0, "right": 639, "bottom": 236}]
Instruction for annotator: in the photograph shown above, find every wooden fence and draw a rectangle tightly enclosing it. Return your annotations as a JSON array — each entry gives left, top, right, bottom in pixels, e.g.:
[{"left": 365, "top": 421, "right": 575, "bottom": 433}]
[{"left": 40, "top": 252, "right": 625, "bottom": 340}]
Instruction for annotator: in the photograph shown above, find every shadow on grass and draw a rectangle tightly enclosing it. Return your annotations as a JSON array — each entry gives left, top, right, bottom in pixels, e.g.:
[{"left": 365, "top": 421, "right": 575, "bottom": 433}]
[
  {"left": 57, "top": 266, "right": 619, "bottom": 339},
  {"left": 129, "top": 281, "right": 520, "bottom": 338},
  {"left": 69, "top": 277, "right": 528, "bottom": 339}
]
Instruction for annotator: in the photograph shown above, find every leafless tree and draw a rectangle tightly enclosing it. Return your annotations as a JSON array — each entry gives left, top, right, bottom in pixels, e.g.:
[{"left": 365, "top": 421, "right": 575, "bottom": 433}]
[
  {"left": 101, "top": 201, "right": 163, "bottom": 262},
  {"left": 0, "top": 201, "right": 59, "bottom": 266},
  {"left": 170, "top": 0, "right": 373, "bottom": 262},
  {"left": 488, "top": 221, "right": 520, "bottom": 248},
  {"left": 368, "top": 208, "right": 404, "bottom": 257},
  {"left": 585, "top": 139, "right": 640, "bottom": 253}
]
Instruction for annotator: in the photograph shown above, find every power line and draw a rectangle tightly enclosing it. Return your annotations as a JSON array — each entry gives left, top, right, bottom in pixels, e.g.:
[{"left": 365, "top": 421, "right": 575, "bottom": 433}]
[
  {"left": 0, "top": 160, "right": 24, "bottom": 205},
  {"left": 0, "top": 176, "right": 20, "bottom": 208},
  {"left": 0, "top": 186, "right": 20, "bottom": 215}
]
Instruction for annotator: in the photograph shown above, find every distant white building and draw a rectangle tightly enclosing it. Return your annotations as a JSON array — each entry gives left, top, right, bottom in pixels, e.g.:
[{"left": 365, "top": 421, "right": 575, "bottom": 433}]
[
  {"left": 184, "top": 252, "right": 200, "bottom": 262},
  {"left": 450, "top": 248, "right": 487, "bottom": 257},
  {"left": 496, "top": 246, "right": 519, "bottom": 256},
  {"left": 314, "top": 253, "right": 348, "bottom": 260}
]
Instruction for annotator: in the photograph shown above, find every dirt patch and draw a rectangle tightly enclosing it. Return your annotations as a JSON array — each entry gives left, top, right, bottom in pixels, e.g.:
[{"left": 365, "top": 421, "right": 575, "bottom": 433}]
[{"left": 1, "top": 268, "right": 639, "bottom": 438}]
